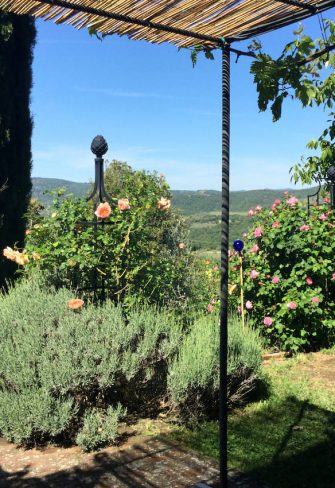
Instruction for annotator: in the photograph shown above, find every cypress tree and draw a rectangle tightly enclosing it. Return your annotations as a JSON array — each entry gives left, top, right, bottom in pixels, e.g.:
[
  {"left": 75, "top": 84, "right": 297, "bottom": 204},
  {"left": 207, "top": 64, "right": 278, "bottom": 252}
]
[{"left": 0, "top": 13, "right": 36, "bottom": 287}]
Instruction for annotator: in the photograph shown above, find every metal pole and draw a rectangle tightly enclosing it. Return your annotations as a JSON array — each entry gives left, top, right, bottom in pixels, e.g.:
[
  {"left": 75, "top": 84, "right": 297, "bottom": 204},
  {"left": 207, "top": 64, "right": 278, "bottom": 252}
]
[{"left": 220, "top": 43, "right": 230, "bottom": 488}]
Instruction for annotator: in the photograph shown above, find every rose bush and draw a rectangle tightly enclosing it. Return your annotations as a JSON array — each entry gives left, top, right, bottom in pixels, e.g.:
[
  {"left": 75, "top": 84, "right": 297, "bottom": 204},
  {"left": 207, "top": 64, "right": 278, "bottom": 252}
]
[
  {"left": 21, "top": 162, "right": 209, "bottom": 313},
  {"left": 229, "top": 194, "right": 335, "bottom": 351}
]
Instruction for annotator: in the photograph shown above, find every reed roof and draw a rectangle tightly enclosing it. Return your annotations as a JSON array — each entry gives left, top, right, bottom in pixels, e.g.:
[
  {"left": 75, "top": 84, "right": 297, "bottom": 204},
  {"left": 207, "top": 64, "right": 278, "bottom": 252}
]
[{"left": 0, "top": 0, "right": 334, "bottom": 47}]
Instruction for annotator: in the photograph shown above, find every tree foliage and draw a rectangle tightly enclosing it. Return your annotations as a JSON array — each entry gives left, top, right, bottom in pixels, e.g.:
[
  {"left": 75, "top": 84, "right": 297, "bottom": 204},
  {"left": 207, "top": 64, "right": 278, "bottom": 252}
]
[
  {"left": 0, "top": 13, "right": 36, "bottom": 287},
  {"left": 250, "top": 19, "right": 335, "bottom": 184}
]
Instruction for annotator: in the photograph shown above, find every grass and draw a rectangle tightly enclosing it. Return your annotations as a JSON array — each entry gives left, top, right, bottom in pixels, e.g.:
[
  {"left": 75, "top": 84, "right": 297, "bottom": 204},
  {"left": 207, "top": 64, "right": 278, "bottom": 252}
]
[{"left": 166, "top": 352, "right": 335, "bottom": 488}]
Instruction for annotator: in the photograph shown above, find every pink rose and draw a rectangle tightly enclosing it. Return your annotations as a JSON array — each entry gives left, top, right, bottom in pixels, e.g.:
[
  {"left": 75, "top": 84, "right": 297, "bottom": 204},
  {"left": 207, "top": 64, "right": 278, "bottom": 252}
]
[
  {"left": 272, "top": 221, "right": 280, "bottom": 228},
  {"left": 300, "top": 225, "right": 310, "bottom": 231},
  {"left": 324, "top": 197, "right": 330, "bottom": 203},
  {"left": 274, "top": 199, "right": 281, "bottom": 205},
  {"left": 246, "top": 300, "right": 253, "bottom": 310},
  {"left": 117, "top": 198, "right": 130, "bottom": 211},
  {"left": 272, "top": 276, "right": 280, "bottom": 284},
  {"left": 207, "top": 303, "right": 213, "bottom": 313},
  {"left": 95, "top": 202, "right": 111, "bottom": 219},
  {"left": 250, "top": 269, "right": 260, "bottom": 279},
  {"left": 255, "top": 205, "right": 262, "bottom": 212},
  {"left": 250, "top": 244, "right": 259, "bottom": 253},
  {"left": 319, "top": 213, "right": 327, "bottom": 221},
  {"left": 287, "top": 301, "right": 297, "bottom": 310},
  {"left": 332, "top": 272, "right": 335, "bottom": 281},
  {"left": 263, "top": 316, "right": 273, "bottom": 326},
  {"left": 248, "top": 209, "right": 255, "bottom": 216},
  {"left": 311, "top": 296, "right": 320, "bottom": 304},
  {"left": 287, "top": 196, "right": 298, "bottom": 206},
  {"left": 254, "top": 227, "right": 263, "bottom": 238},
  {"left": 306, "top": 277, "right": 313, "bottom": 285}
]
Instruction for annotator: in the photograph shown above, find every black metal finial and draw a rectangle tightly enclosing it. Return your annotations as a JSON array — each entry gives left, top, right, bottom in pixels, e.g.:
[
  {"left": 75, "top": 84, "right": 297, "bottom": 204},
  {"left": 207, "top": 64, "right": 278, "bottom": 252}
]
[
  {"left": 327, "top": 166, "right": 335, "bottom": 182},
  {"left": 91, "top": 135, "right": 108, "bottom": 158}
]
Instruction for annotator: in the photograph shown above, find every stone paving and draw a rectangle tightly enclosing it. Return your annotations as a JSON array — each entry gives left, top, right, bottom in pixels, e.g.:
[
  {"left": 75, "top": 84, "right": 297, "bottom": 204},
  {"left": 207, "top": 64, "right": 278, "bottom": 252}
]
[{"left": 0, "top": 436, "right": 268, "bottom": 488}]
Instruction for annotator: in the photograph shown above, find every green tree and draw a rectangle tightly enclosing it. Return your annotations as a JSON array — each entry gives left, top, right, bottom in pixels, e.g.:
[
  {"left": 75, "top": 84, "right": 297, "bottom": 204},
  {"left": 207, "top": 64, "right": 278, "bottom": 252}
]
[
  {"left": 0, "top": 13, "right": 36, "bottom": 287},
  {"left": 249, "top": 20, "right": 335, "bottom": 184}
]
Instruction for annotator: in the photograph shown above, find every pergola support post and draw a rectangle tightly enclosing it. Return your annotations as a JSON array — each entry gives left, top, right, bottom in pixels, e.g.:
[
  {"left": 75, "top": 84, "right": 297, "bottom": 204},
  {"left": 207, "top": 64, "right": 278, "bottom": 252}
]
[{"left": 220, "top": 43, "right": 230, "bottom": 488}]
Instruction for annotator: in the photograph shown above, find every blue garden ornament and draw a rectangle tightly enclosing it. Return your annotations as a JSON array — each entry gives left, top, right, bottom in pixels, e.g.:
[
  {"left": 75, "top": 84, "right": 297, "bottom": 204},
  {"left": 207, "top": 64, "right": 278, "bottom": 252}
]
[{"left": 233, "top": 239, "right": 244, "bottom": 253}]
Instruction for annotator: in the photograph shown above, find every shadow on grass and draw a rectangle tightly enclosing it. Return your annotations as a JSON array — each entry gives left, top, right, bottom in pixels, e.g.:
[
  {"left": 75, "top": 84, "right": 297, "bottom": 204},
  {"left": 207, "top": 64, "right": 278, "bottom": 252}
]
[
  {"left": 0, "top": 437, "right": 219, "bottom": 488},
  {"left": 229, "top": 396, "right": 335, "bottom": 488}
]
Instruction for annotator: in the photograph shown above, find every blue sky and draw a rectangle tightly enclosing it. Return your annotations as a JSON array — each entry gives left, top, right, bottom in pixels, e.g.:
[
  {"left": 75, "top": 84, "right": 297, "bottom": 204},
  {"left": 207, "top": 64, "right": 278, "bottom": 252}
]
[{"left": 31, "top": 10, "right": 335, "bottom": 191}]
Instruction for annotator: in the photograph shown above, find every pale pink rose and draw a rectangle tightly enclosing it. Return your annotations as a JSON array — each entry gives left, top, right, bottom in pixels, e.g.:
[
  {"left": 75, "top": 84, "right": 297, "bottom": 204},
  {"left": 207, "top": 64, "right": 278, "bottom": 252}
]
[
  {"left": 300, "top": 225, "right": 310, "bottom": 231},
  {"left": 250, "top": 244, "right": 259, "bottom": 253},
  {"left": 95, "top": 202, "right": 111, "bottom": 219},
  {"left": 263, "top": 316, "right": 273, "bottom": 326},
  {"left": 324, "top": 197, "right": 330, "bottom": 203},
  {"left": 311, "top": 296, "right": 320, "bottom": 304},
  {"left": 306, "top": 277, "right": 313, "bottom": 285},
  {"left": 117, "top": 198, "right": 130, "bottom": 211},
  {"left": 243, "top": 232, "right": 248, "bottom": 238},
  {"left": 332, "top": 272, "right": 335, "bottom": 281},
  {"left": 250, "top": 269, "right": 260, "bottom": 279},
  {"left": 287, "top": 196, "right": 298, "bottom": 206},
  {"left": 272, "top": 276, "right": 280, "bottom": 284},
  {"left": 207, "top": 303, "right": 213, "bottom": 313},
  {"left": 246, "top": 300, "right": 253, "bottom": 310},
  {"left": 272, "top": 221, "right": 280, "bottom": 228},
  {"left": 157, "top": 197, "right": 171, "bottom": 210},
  {"left": 254, "top": 227, "right": 262, "bottom": 238},
  {"left": 319, "top": 213, "right": 327, "bottom": 221},
  {"left": 248, "top": 209, "right": 255, "bottom": 216},
  {"left": 178, "top": 242, "right": 185, "bottom": 250},
  {"left": 255, "top": 205, "right": 262, "bottom": 212},
  {"left": 287, "top": 301, "right": 297, "bottom": 310}
]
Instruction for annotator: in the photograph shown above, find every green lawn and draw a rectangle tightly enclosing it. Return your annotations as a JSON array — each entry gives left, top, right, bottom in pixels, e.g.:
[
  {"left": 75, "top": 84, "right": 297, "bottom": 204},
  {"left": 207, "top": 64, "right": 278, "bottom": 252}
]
[{"left": 167, "top": 353, "right": 335, "bottom": 488}]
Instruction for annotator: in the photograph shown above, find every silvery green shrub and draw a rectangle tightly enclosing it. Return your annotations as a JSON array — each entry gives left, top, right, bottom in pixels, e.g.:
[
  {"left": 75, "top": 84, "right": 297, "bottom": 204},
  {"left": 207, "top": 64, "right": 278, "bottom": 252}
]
[
  {"left": 0, "top": 274, "right": 182, "bottom": 449},
  {"left": 168, "top": 314, "right": 263, "bottom": 420}
]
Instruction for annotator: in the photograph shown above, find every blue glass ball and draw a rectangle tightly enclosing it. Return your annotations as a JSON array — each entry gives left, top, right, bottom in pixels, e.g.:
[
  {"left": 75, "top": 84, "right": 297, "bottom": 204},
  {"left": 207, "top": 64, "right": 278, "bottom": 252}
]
[{"left": 233, "top": 239, "right": 244, "bottom": 252}]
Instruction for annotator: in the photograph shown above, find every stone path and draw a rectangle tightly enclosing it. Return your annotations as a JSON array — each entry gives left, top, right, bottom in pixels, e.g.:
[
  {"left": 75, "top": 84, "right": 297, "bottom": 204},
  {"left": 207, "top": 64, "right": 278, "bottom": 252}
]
[{"left": 0, "top": 436, "right": 268, "bottom": 488}]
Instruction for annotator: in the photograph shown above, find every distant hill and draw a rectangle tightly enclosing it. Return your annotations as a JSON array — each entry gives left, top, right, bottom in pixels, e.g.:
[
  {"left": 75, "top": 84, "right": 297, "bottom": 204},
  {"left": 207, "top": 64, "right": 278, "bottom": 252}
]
[
  {"left": 32, "top": 178, "right": 316, "bottom": 214},
  {"left": 32, "top": 178, "right": 90, "bottom": 206},
  {"left": 172, "top": 187, "right": 318, "bottom": 215}
]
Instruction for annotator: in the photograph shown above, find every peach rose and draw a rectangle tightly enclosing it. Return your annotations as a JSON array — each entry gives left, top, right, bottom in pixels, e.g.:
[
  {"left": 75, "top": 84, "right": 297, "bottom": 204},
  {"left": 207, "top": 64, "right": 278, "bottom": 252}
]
[
  {"left": 117, "top": 198, "right": 130, "bottom": 211},
  {"left": 95, "top": 202, "right": 111, "bottom": 219},
  {"left": 3, "top": 247, "right": 17, "bottom": 261},
  {"left": 178, "top": 242, "right": 185, "bottom": 250},
  {"left": 32, "top": 252, "right": 41, "bottom": 261},
  {"left": 157, "top": 197, "right": 171, "bottom": 210},
  {"left": 68, "top": 298, "right": 84, "bottom": 310}
]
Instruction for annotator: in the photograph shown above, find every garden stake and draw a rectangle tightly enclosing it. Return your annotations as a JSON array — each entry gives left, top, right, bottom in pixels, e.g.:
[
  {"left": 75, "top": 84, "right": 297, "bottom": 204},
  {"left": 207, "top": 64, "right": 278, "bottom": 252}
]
[
  {"left": 240, "top": 254, "right": 245, "bottom": 328},
  {"left": 233, "top": 239, "right": 245, "bottom": 329}
]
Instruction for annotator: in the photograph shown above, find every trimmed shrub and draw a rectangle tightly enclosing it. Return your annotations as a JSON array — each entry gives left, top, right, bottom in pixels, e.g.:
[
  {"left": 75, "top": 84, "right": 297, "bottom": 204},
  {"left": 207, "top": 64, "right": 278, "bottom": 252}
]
[
  {"left": 76, "top": 405, "right": 126, "bottom": 452},
  {"left": 168, "top": 314, "right": 264, "bottom": 421},
  {"left": 0, "top": 274, "right": 182, "bottom": 449}
]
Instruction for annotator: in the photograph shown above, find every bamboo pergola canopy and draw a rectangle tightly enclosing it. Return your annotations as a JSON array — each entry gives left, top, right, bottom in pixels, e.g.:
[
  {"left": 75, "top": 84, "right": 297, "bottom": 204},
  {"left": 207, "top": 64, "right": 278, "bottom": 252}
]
[{"left": 1, "top": 0, "right": 335, "bottom": 46}]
